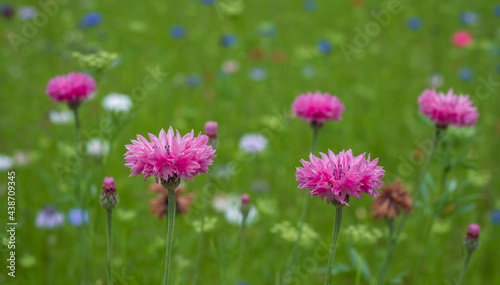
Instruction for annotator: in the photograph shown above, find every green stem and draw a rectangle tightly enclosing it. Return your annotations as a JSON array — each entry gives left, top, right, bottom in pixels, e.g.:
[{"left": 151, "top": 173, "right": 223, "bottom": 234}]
[
  {"left": 236, "top": 216, "right": 248, "bottom": 281},
  {"left": 193, "top": 177, "right": 210, "bottom": 284},
  {"left": 283, "top": 126, "right": 320, "bottom": 284},
  {"left": 324, "top": 207, "right": 343, "bottom": 285},
  {"left": 106, "top": 209, "right": 113, "bottom": 285},
  {"left": 377, "top": 219, "right": 396, "bottom": 285},
  {"left": 164, "top": 187, "right": 177, "bottom": 285},
  {"left": 72, "top": 106, "right": 88, "bottom": 284},
  {"left": 456, "top": 251, "right": 472, "bottom": 285}
]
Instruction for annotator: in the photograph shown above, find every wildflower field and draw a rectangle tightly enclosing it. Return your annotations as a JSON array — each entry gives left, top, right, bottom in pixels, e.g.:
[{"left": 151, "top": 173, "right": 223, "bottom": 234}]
[{"left": 1, "top": 1, "right": 500, "bottom": 284}]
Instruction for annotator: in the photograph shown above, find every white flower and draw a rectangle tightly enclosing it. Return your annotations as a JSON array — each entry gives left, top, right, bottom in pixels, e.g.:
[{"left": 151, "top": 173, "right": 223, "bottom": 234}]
[
  {"left": 212, "top": 195, "right": 258, "bottom": 225},
  {"left": 212, "top": 195, "right": 232, "bottom": 212},
  {"left": 49, "top": 110, "right": 73, "bottom": 124},
  {"left": 0, "top": 154, "right": 14, "bottom": 171},
  {"left": 102, "top": 93, "right": 132, "bottom": 112},
  {"left": 239, "top": 133, "right": 267, "bottom": 153},
  {"left": 86, "top": 138, "right": 110, "bottom": 158}
]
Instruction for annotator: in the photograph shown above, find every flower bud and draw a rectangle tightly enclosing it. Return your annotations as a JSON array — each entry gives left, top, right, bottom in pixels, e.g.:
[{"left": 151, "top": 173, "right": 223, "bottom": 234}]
[
  {"left": 204, "top": 121, "right": 218, "bottom": 147},
  {"left": 100, "top": 177, "right": 119, "bottom": 210},
  {"left": 240, "top": 193, "right": 251, "bottom": 219},
  {"left": 464, "top": 223, "right": 480, "bottom": 252}
]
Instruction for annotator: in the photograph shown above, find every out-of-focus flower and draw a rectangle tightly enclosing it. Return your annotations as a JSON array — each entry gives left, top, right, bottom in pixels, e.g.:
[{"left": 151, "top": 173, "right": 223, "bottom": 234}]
[
  {"left": 239, "top": 133, "right": 267, "bottom": 153},
  {"left": 303, "top": 0, "right": 316, "bottom": 11},
  {"left": 257, "top": 22, "right": 277, "bottom": 37},
  {"left": 0, "top": 4, "right": 14, "bottom": 19},
  {"left": 13, "top": 151, "right": 30, "bottom": 166},
  {"left": 428, "top": 73, "right": 443, "bottom": 88},
  {"left": 102, "top": 93, "right": 132, "bottom": 112},
  {"left": 49, "top": 110, "right": 73, "bottom": 124},
  {"left": 271, "top": 221, "right": 318, "bottom": 248},
  {"left": 19, "top": 6, "right": 36, "bottom": 20},
  {"left": 343, "top": 224, "right": 384, "bottom": 246},
  {"left": 86, "top": 138, "right": 110, "bottom": 158},
  {"left": 317, "top": 40, "right": 332, "bottom": 54},
  {"left": 67, "top": 208, "right": 89, "bottom": 227},
  {"left": 150, "top": 184, "right": 195, "bottom": 218},
  {"left": 124, "top": 127, "right": 216, "bottom": 183},
  {"left": 302, "top": 65, "right": 316, "bottom": 78},
  {"left": 222, "top": 59, "right": 240, "bottom": 74},
  {"left": 191, "top": 216, "right": 218, "bottom": 233},
  {"left": 200, "top": 0, "right": 215, "bottom": 4},
  {"left": 431, "top": 220, "right": 450, "bottom": 235},
  {"left": 212, "top": 195, "right": 232, "bottom": 212},
  {"left": 248, "top": 67, "right": 267, "bottom": 81},
  {"left": 224, "top": 202, "right": 257, "bottom": 225},
  {"left": 170, "top": 26, "right": 185, "bottom": 39},
  {"left": 418, "top": 89, "right": 478, "bottom": 127},
  {"left": 407, "top": 17, "right": 422, "bottom": 30},
  {"left": 490, "top": 210, "right": 500, "bottom": 225},
  {"left": 0, "top": 154, "right": 14, "bottom": 171},
  {"left": 458, "top": 67, "right": 472, "bottom": 81},
  {"left": 452, "top": 31, "right": 473, "bottom": 48},
  {"left": 460, "top": 11, "right": 478, "bottom": 25},
  {"left": 371, "top": 180, "right": 412, "bottom": 219},
  {"left": 216, "top": 0, "right": 244, "bottom": 17},
  {"left": 250, "top": 180, "right": 270, "bottom": 193},
  {"left": 495, "top": 5, "right": 500, "bottom": 17},
  {"left": 291, "top": 91, "right": 344, "bottom": 125},
  {"left": 204, "top": 121, "right": 218, "bottom": 143},
  {"left": 186, "top": 74, "right": 202, "bottom": 88},
  {"left": 248, "top": 48, "right": 264, "bottom": 61},
  {"left": 271, "top": 50, "right": 285, "bottom": 63},
  {"left": 220, "top": 34, "right": 237, "bottom": 47},
  {"left": 35, "top": 206, "right": 64, "bottom": 229},
  {"left": 296, "top": 149, "right": 385, "bottom": 206},
  {"left": 46, "top": 73, "right": 97, "bottom": 107},
  {"left": 72, "top": 51, "right": 119, "bottom": 73},
  {"left": 464, "top": 223, "right": 480, "bottom": 252},
  {"left": 80, "top": 12, "right": 103, "bottom": 29},
  {"left": 240, "top": 194, "right": 251, "bottom": 218},
  {"left": 19, "top": 254, "right": 36, "bottom": 268}
]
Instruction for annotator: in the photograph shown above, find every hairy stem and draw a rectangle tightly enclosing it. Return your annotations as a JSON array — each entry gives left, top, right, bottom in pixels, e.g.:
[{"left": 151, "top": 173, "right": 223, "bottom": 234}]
[
  {"left": 324, "top": 207, "right": 343, "bottom": 285},
  {"left": 163, "top": 187, "right": 177, "bottom": 285}
]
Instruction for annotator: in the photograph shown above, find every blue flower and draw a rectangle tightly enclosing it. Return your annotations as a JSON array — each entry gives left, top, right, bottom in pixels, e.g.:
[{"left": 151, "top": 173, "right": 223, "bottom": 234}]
[
  {"left": 68, "top": 208, "right": 89, "bottom": 227},
  {"left": 35, "top": 206, "right": 64, "bottom": 229},
  {"left": 317, "top": 40, "right": 332, "bottom": 54},
  {"left": 221, "top": 34, "right": 237, "bottom": 47},
  {"left": 257, "top": 22, "right": 277, "bottom": 37},
  {"left": 496, "top": 64, "right": 500, "bottom": 74},
  {"left": 494, "top": 5, "right": 500, "bottom": 17},
  {"left": 1, "top": 4, "right": 14, "bottom": 19},
  {"left": 170, "top": 26, "right": 185, "bottom": 39},
  {"left": 249, "top": 68, "right": 267, "bottom": 81},
  {"left": 19, "top": 6, "right": 36, "bottom": 21},
  {"left": 302, "top": 65, "right": 316, "bottom": 79},
  {"left": 491, "top": 209, "right": 500, "bottom": 225},
  {"left": 460, "top": 11, "right": 478, "bottom": 25},
  {"left": 186, "top": 75, "right": 202, "bottom": 88},
  {"left": 407, "top": 17, "right": 422, "bottom": 30},
  {"left": 458, "top": 67, "right": 472, "bottom": 81},
  {"left": 81, "top": 12, "right": 103, "bottom": 29},
  {"left": 303, "top": 0, "right": 316, "bottom": 12},
  {"left": 200, "top": 0, "right": 215, "bottom": 3}
]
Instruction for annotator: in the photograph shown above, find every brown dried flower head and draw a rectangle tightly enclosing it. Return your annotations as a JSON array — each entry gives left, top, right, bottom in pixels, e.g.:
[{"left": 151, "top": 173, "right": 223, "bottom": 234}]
[
  {"left": 371, "top": 180, "right": 412, "bottom": 219},
  {"left": 150, "top": 183, "right": 195, "bottom": 219}
]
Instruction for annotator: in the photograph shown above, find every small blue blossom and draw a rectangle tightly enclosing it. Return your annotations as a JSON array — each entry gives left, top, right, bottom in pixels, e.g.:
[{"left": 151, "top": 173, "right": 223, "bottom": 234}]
[
  {"left": 186, "top": 75, "right": 202, "bottom": 88},
  {"left": 249, "top": 68, "right": 267, "bottom": 81},
  {"left": 220, "top": 34, "right": 237, "bottom": 47},
  {"left": 19, "top": 6, "right": 36, "bottom": 20},
  {"left": 496, "top": 64, "right": 500, "bottom": 74},
  {"left": 494, "top": 5, "right": 500, "bottom": 17},
  {"left": 257, "top": 22, "right": 277, "bottom": 37},
  {"left": 80, "top": 12, "right": 103, "bottom": 29},
  {"left": 491, "top": 209, "right": 500, "bottom": 225},
  {"left": 458, "top": 67, "right": 472, "bottom": 81},
  {"left": 303, "top": 0, "right": 316, "bottom": 12},
  {"left": 302, "top": 65, "right": 316, "bottom": 79},
  {"left": 35, "top": 206, "right": 64, "bottom": 229},
  {"left": 407, "top": 17, "right": 422, "bottom": 30},
  {"left": 68, "top": 208, "right": 89, "bottom": 227},
  {"left": 317, "top": 40, "right": 332, "bottom": 54},
  {"left": 170, "top": 26, "right": 185, "bottom": 39},
  {"left": 239, "top": 133, "right": 267, "bottom": 153},
  {"left": 460, "top": 11, "right": 478, "bottom": 25},
  {"left": 200, "top": 0, "right": 215, "bottom": 3}
]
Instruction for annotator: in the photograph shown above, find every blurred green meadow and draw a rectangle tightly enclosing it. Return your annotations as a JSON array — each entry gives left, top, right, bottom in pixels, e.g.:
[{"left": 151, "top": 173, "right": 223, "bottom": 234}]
[{"left": 1, "top": 0, "right": 500, "bottom": 284}]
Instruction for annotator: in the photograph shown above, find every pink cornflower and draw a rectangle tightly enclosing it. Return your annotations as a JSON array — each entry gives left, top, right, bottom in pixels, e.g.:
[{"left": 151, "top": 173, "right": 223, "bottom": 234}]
[
  {"left": 452, "top": 31, "right": 473, "bottom": 48},
  {"left": 291, "top": 91, "right": 344, "bottom": 125},
  {"left": 296, "top": 149, "right": 384, "bottom": 206},
  {"left": 124, "top": 127, "right": 216, "bottom": 184},
  {"left": 418, "top": 89, "right": 478, "bottom": 127},
  {"left": 46, "top": 72, "right": 97, "bottom": 106}
]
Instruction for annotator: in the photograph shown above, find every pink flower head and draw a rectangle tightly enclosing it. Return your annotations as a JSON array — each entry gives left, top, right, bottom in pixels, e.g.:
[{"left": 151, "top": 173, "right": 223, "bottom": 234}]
[
  {"left": 291, "top": 91, "right": 345, "bottom": 124},
  {"left": 467, "top": 223, "right": 480, "bottom": 240},
  {"left": 241, "top": 193, "right": 250, "bottom": 205},
  {"left": 204, "top": 121, "right": 218, "bottom": 140},
  {"left": 124, "top": 127, "right": 216, "bottom": 183},
  {"left": 452, "top": 31, "right": 473, "bottom": 48},
  {"left": 296, "top": 149, "right": 385, "bottom": 206},
  {"left": 418, "top": 89, "right": 478, "bottom": 127},
  {"left": 46, "top": 72, "right": 97, "bottom": 105}
]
